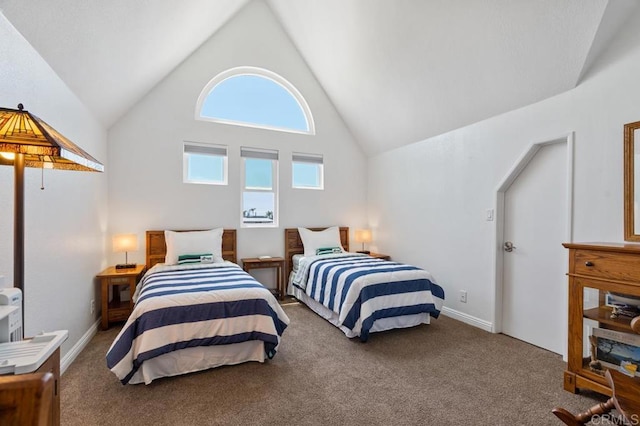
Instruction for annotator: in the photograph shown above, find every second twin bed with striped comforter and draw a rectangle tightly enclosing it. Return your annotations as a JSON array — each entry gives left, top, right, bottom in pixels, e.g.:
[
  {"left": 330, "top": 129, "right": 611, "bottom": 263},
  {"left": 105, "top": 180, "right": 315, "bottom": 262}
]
[{"left": 292, "top": 253, "right": 445, "bottom": 341}]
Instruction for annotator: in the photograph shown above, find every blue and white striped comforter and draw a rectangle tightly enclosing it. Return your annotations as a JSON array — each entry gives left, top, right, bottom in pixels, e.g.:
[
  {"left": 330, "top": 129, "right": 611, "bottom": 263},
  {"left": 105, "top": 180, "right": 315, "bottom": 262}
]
[
  {"left": 106, "top": 262, "right": 289, "bottom": 384},
  {"left": 293, "top": 254, "right": 444, "bottom": 341}
]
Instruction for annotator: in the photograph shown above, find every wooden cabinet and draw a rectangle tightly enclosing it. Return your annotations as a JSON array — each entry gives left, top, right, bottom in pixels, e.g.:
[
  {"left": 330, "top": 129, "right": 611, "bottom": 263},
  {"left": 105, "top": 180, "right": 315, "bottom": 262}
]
[
  {"left": 563, "top": 243, "right": 640, "bottom": 396},
  {"left": 97, "top": 265, "right": 146, "bottom": 330}
]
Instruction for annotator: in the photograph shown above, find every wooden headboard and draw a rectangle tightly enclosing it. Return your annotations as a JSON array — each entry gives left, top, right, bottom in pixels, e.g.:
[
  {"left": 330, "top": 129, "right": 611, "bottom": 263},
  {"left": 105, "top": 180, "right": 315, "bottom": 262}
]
[
  {"left": 146, "top": 229, "right": 237, "bottom": 269},
  {"left": 284, "top": 227, "right": 349, "bottom": 278}
]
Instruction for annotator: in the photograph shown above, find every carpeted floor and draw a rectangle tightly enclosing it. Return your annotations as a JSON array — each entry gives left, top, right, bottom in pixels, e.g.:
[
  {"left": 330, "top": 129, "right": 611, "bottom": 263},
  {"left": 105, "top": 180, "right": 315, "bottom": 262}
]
[{"left": 61, "top": 303, "right": 606, "bottom": 425}]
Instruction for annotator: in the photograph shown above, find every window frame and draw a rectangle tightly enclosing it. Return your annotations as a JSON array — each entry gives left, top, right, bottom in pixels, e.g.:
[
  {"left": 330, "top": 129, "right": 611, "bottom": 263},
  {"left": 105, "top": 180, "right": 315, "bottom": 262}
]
[
  {"left": 183, "top": 141, "right": 228, "bottom": 186},
  {"left": 292, "top": 152, "right": 324, "bottom": 190},
  {"left": 195, "top": 66, "right": 315, "bottom": 135},
  {"left": 241, "top": 147, "right": 279, "bottom": 228}
]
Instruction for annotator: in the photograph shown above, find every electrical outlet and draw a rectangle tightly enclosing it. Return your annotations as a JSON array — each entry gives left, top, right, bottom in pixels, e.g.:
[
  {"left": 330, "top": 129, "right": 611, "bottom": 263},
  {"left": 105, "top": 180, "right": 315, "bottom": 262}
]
[
  {"left": 460, "top": 290, "right": 467, "bottom": 303},
  {"left": 90, "top": 299, "right": 95, "bottom": 315}
]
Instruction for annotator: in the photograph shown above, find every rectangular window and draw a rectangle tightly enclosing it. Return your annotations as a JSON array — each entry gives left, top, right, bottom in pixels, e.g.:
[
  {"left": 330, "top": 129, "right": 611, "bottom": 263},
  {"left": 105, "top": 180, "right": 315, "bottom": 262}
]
[
  {"left": 292, "top": 152, "right": 323, "bottom": 190},
  {"left": 183, "top": 142, "right": 227, "bottom": 185},
  {"left": 241, "top": 147, "right": 278, "bottom": 227}
]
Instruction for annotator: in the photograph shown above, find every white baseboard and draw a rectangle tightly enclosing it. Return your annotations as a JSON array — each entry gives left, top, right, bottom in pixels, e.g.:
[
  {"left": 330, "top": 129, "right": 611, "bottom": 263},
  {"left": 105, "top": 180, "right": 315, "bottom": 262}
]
[
  {"left": 61, "top": 318, "right": 100, "bottom": 375},
  {"left": 441, "top": 306, "right": 493, "bottom": 332}
]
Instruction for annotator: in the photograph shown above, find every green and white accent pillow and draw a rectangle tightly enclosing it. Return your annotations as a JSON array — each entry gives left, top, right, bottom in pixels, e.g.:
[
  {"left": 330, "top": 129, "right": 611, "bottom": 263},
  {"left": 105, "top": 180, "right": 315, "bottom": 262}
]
[
  {"left": 178, "top": 253, "right": 215, "bottom": 264},
  {"left": 315, "top": 247, "right": 343, "bottom": 256}
]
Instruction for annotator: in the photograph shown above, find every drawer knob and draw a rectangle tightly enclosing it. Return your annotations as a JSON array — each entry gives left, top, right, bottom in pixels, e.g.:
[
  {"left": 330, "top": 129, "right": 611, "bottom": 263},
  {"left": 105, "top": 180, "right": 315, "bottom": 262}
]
[{"left": 585, "top": 261, "right": 594, "bottom": 267}]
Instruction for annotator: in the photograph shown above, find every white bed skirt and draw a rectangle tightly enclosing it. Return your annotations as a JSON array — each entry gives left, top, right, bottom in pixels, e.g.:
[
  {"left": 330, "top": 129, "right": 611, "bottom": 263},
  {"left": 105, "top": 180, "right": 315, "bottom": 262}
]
[
  {"left": 128, "top": 340, "right": 266, "bottom": 385},
  {"left": 289, "top": 281, "right": 430, "bottom": 339}
]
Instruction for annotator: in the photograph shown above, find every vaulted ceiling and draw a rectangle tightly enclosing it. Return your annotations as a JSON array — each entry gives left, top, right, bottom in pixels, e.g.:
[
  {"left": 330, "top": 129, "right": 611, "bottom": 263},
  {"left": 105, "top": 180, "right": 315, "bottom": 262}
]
[{"left": 1, "top": 0, "right": 637, "bottom": 155}]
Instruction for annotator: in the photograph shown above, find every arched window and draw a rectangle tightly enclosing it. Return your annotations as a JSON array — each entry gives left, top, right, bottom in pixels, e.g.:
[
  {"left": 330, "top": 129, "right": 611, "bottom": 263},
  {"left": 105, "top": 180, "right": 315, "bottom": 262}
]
[{"left": 196, "top": 67, "right": 315, "bottom": 135}]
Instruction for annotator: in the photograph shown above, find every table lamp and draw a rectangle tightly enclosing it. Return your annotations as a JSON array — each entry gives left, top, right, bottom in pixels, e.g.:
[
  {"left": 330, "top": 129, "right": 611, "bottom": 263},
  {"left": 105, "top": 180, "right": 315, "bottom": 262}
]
[
  {"left": 354, "top": 229, "right": 372, "bottom": 254},
  {"left": 112, "top": 234, "right": 138, "bottom": 269}
]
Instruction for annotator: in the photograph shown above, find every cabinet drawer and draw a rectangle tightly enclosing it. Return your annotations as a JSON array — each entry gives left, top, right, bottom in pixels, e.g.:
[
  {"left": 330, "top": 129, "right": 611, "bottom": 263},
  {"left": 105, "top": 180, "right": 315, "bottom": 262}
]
[
  {"left": 108, "top": 308, "right": 130, "bottom": 322},
  {"left": 574, "top": 250, "right": 640, "bottom": 282}
]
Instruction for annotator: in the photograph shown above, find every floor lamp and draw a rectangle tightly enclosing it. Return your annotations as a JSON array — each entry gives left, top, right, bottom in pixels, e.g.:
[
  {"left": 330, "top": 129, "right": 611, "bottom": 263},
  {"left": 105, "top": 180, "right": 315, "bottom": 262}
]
[{"left": 0, "top": 104, "right": 104, "bottom": 335}]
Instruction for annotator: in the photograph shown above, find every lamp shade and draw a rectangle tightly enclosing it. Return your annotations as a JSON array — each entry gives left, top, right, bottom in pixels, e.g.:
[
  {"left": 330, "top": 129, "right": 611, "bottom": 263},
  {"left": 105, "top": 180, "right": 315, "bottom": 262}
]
[
  {"left": 0, "top": 104, "right": 104, "bottom": 172},
  {"left": 112, "top": 234, "right": 138, "bottom": 253},
  {"left": 354, "top": 229, "right": 372, "bottom": 244}
]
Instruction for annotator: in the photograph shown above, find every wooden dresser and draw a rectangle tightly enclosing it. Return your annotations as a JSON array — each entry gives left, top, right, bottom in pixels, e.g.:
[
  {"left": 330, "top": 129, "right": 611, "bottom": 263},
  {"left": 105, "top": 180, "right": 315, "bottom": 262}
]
[
  {"left": 563, "top": 243, "right": 640, "bottom": 396},
  {"left": 34, "top": 347, "right": 60, "bottom": 425},
  {"left": 0, "top": 345, "right": 62, "bottom": 425}
]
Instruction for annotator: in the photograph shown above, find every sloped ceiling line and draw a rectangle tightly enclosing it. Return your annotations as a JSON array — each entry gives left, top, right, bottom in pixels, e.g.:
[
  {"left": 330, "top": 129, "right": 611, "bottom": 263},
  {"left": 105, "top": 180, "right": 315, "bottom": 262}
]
[{"left": 2, "top": 0, "right": 636, "bottom": 156}]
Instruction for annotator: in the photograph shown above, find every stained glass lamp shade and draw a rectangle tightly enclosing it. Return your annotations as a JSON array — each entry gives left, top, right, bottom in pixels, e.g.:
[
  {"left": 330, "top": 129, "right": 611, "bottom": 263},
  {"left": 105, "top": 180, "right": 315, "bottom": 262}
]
[{"left": 0, "top": 104, "right": 103, "bottom": 171}]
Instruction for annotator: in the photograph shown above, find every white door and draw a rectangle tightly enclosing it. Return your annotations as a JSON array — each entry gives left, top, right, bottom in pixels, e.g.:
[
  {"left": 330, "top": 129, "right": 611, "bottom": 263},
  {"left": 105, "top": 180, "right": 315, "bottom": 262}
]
[{"left": 502, "top": 142, "right": 567, "bottom": 354}]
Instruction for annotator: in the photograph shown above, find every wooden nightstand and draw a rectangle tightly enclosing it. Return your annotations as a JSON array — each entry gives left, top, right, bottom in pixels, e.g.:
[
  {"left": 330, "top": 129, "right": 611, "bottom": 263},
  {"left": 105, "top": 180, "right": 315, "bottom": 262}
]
[
  {"left": 241, "top": 257, "right": 285, "bottom": 300},
  {"left": 368, "top": 253, "right": 391, "bottom": 261},
  {"left": 97, "top": 265, "right": 145, "bottom": 330}
]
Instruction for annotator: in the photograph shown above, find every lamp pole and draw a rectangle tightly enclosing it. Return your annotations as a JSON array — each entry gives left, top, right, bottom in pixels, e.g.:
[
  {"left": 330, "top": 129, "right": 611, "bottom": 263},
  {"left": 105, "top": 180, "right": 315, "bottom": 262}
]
[
  {"left": 14, "top": 152, "right": 25, "bottom": 333},
  {"left": 14, "top": 153, "right": 24, "bottom": 293}
]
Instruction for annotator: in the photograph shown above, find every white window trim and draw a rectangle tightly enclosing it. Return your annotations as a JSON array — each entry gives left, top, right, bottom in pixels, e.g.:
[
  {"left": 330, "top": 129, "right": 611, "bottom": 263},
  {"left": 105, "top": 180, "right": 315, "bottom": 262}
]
[
  {"left": 195, "top": 66, "right": 315, "bottom": 135},
  {"left": 292, "top": 152, "right": 324, "bottom": 190},
  {"left": 183, "top": 141, "right": 228, "bottom": 185},
  {"left": 241, "top": 147, "right": 279, "bottom": 228}
]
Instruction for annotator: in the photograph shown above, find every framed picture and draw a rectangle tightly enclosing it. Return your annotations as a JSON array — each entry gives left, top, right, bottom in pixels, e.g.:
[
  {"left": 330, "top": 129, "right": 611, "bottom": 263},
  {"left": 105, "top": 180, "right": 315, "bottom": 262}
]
[
  {"left": 605, "top": 292, "right": 640, "bottom": 309},
  {"left": 592, "top": 327, "right": 640, "bottom": 375},
  {"left": 604, "top": 293, "right": 640, "bottom": 320}
]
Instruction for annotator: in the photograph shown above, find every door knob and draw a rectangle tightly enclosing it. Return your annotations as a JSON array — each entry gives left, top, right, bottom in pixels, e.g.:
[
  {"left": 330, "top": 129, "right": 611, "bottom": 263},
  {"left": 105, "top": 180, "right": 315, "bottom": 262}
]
[{"left": 504, "top": 241, "right": 516, "bottom": 252}]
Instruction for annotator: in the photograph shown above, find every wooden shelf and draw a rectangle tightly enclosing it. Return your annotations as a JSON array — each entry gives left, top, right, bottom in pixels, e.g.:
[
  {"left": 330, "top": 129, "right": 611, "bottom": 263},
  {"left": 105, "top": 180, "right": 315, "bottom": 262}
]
[
  {"left": 584, "top": 306, "right": 633, "bottom": 332},
  {"left": 108, "top": 299, "right": 131, "bottom": 310}
]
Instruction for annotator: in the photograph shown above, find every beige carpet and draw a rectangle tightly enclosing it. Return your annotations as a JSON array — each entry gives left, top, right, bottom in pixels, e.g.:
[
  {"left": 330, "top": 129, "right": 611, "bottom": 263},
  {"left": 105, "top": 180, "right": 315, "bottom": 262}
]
[{"left": 61, "top": 303, "right": 605, "bottom": 425}]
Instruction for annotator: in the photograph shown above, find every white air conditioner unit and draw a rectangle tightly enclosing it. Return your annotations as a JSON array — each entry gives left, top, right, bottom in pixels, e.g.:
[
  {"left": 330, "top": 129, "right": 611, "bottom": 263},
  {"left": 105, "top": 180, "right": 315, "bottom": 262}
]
[{"left": 0, "top": 288, "right": 23, "bottom": 342}]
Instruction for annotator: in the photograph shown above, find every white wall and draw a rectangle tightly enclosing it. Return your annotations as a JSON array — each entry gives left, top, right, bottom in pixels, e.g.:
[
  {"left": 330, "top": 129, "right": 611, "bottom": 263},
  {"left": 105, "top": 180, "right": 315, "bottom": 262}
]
[
  {"left": 0, "top": 14, "right": 108, "bottom": 352},
  {"left": 368, "top": 6, "right": 640, "bottom": 330},
  {"left": 107, "top": 1, "right": 367, "bottom": 283}
]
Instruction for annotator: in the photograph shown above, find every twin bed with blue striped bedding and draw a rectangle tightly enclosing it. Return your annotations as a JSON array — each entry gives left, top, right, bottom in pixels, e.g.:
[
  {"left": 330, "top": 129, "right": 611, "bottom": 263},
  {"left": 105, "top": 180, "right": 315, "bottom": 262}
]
[
  {"left": 107, "top": 262, "right": 289, "bottom": 384},
  {"left": 291, "top": 253, "right": 444, "bottom": 341}
]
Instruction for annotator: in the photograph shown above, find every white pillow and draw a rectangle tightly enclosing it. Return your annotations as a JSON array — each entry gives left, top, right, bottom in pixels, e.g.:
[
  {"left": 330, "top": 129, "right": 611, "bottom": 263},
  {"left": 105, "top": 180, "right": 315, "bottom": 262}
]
[
  {"left": 164, "top": 229, "right": 224, "bottom": 265},
  {"left": 298, "top": 226, "right": 344, "bottom": 257}
]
